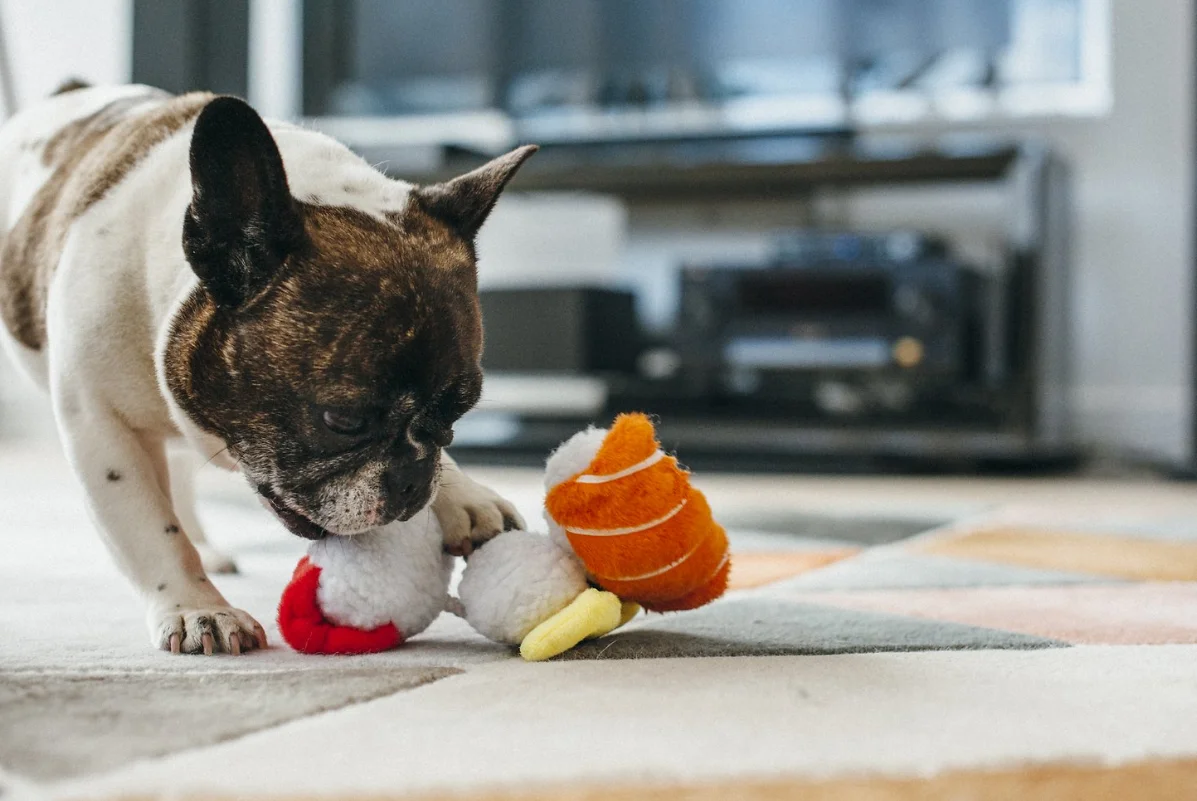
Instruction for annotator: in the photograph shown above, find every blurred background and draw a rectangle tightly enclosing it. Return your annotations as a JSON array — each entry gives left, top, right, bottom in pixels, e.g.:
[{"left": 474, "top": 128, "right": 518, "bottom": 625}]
[{"left": 0, "top": 0, "right": 1190, "bottom": 475}]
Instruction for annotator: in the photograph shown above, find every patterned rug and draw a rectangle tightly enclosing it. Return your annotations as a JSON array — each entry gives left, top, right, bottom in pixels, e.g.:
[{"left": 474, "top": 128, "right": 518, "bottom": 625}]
[
  {"left": 4, "top": 444, "right": 1197, "bottom": 800},
  {"left": 548, "top": 508, "right": 1197, "bottom": 661}
]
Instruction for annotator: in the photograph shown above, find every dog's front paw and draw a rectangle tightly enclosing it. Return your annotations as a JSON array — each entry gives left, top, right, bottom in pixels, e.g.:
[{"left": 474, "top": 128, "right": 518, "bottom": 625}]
[
  {"left": 148, "top": 603, "right": 266, "bottom": 656},
  {"left": 433, "top": 478, "right": 525, "bottom": 557}
]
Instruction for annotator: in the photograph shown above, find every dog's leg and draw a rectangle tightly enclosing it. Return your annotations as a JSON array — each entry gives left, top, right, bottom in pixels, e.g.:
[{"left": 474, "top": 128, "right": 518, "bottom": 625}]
[
  {"left": 55, "top": 394, "right": 265, "bottom": 654},
  {"left": 167, "top": 449, "right": 238, "bottom": 574},
  {"left": 433, "top": 451, "right": 525, "bottom": 556}
]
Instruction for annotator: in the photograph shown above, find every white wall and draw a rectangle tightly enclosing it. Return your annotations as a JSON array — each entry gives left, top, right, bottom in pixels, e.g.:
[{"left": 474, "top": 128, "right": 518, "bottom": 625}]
[
  {"left": 0, "top": 0, "right": 131, "bottom": 111},
  {"left": 1055, "top": 0, "right": 1194, "bottom": 460},
  {"left": 0, "top": 0, "right": 132, "bottom": 439},
  {"left": 857, "top": 0, "right": 1195, "bottom": 461}
]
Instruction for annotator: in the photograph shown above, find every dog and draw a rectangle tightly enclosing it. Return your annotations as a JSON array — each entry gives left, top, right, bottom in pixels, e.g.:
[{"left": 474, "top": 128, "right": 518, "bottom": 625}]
[{"left": 0, "top": 83, "right": 534, "bottom": 655}]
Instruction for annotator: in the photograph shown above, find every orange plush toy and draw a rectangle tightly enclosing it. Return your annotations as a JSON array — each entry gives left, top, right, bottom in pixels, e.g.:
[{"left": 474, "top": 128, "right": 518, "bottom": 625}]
[
  {"left": 458, "top": 411, "right": 731, "bottom": 660},
  {"left": 544, "top": 413, "right": 730, "bottom": 612}
]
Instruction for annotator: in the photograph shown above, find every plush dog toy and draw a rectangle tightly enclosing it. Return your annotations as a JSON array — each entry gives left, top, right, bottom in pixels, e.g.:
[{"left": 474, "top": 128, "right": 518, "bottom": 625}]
[{"left": 277, "top": 413, "right": 730, "bottom": 660}]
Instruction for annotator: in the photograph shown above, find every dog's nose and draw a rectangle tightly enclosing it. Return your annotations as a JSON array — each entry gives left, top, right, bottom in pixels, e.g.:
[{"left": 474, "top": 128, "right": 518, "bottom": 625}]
[
  {"left": 383, "top": 460, "right": 435, "bottom": 519},
  {"left": 385, "top": 468, "right": 418, "bottom": 499}
]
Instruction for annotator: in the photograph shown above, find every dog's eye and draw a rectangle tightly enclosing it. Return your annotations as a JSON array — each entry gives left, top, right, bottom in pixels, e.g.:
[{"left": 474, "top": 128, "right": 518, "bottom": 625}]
[{"left": 321, "top": 409, "right": 367, "bottom": 436}]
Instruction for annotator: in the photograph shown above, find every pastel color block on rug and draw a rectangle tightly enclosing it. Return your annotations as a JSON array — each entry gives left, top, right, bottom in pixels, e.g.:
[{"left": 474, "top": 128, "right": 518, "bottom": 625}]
[
  {"left": 558, "top": 597, "right": 1064, "bottom": 659},
  {"left": 762, "top": 548, "right": 1109, "bottom": 592},
  {"left": 374, "top": 758, "right": 1197, "bottom": 801},
  {"left": 916, "top": 526, "right": 1197, "bottom": 581},
  {"left": 717, "top": 511, "right": 948, "bottom": 546},
  {"left": 800, "top": 584, "right": 1197, "bottom": 645},
  {"left": 726, "top": 549, "right": 859, "bottom": 590},
  {"left": 0, "top": 667, "right": 458, "bottom": 781}
]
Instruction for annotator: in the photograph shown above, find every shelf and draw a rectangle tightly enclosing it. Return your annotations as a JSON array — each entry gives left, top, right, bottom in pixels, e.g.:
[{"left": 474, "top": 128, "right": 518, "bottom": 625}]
[{"left": 429, "top": 141, "right": 1026, "bottom": 200}]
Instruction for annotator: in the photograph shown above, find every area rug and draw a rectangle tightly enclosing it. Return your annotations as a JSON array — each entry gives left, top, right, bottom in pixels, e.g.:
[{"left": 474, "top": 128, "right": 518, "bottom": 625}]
[
  {"left": 3, "top": 443, "right": 1197, "bottom": 800},
  {"left": 0, "top": 668, "right": 455, "bottom": 781}
]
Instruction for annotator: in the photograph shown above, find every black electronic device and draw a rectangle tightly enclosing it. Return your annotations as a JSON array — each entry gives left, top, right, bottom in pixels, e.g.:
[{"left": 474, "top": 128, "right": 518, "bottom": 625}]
[
  {"left": 479, "top": 288, "right": 641, "bottom": 374},
  {"left": 675, "top": 232, "right": 990, "bottom": 414}
]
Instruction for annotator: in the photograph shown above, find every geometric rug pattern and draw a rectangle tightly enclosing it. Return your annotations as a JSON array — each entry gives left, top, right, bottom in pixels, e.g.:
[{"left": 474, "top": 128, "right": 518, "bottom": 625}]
[
  {"left": 0, "top": 667, "right": 458, "bottom": 781},
  {"left": 392, "top": 758, "right": 1197, "bottom": 801},
  {"left": 7, "top": 438, "right": 1197, "bottom": 800},
  {"left": 549, "top": 515, "right": 1129, "bottom": 660},
  {"left": 796, "top": 584, "right": 1197, "bottom": 645},
  {"left": 538, "top": 511, "right": 1197, "bottom": 659},
  {"left": 560, "top": 596, "right": 1066, "bottom": 659},
  {"left": 916, "top": 525, "right": 1197, "bottom": 581}
]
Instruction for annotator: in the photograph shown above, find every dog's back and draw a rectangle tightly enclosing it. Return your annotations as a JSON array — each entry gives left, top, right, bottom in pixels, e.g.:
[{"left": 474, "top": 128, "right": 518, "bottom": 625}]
[{"left": 0, "top": 84, "right": 201, "bottom": 384}]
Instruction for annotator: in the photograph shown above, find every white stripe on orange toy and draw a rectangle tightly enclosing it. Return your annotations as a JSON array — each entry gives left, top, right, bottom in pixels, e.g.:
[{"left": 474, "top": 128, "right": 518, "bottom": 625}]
[
  {"left": 706, "top": 551, "right": 732, "bottom": 581},
  {"left": 590, "top": 534, "right": 707, "bottom": 582},
  {"left": 574, "top": 449, "right": 666, "bottom": 484},
  {"left": 565, "top": 499, "right": 688, "bottom": 537}
]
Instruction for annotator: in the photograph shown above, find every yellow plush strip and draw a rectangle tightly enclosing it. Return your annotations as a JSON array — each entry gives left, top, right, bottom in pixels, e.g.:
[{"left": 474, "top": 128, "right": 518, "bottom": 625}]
[{"left": 519, "top": 588, "right": 624, "bottom": 661}]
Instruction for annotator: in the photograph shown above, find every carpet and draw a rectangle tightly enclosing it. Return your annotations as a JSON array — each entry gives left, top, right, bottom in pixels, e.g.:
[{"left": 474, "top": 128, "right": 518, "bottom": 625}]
[
  {"left": 557, "top": 597, "right": 1063, "bottom": 659},
  {"left": 233, "top": 759, "right": 1197, "bottom": 801},
  {"left": 50, "top": 649, "right": 1197, "bottom": 799},
  {"left": 0, "top": 668, "right": 455, "bottom": 781},
  {"left": 4, "top": 443, "right": 1197, "bottom": 800},
  {"left": 714, "top": 510, "right": 944, "bottom": 546},
  {"left": 916, "top": 525, "right": 1197, "bottom": 580},
  {"left": 799, "top": 584, "right": 1197, "bottom": 645}
]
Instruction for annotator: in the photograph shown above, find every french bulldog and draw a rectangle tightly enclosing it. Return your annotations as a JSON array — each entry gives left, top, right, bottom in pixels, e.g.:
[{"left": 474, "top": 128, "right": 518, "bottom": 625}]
[{"left": 0, "top": 83, "right": 533, "bottom": 655}]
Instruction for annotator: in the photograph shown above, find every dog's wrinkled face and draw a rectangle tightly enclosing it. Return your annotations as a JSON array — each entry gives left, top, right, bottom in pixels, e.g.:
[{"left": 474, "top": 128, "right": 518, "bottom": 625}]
[
  {"left": 165, "top": 97, "right": 536, "bottom": 539},
  {"left": 193, "top": 205, "right": 485, "bottom": 539}
]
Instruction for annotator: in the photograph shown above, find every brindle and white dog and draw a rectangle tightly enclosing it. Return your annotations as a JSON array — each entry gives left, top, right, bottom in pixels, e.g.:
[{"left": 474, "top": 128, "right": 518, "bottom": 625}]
[{"left": 0, "top": 83, "right": 533, "bottom": 655}]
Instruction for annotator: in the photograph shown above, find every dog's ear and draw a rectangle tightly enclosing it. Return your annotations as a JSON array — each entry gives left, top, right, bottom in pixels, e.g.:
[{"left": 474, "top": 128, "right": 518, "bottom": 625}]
[
  {"left": 414, "top": 145, "right": 538, "bottom": 240},
  {"left": 183, "top": 96, "right": 305, "bottom": 308}
]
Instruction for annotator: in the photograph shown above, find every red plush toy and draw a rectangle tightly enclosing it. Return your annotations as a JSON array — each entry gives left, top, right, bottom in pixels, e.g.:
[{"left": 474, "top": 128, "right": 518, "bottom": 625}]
[{"left": 279, "top": 557, "right": 404, "bottom": 654}]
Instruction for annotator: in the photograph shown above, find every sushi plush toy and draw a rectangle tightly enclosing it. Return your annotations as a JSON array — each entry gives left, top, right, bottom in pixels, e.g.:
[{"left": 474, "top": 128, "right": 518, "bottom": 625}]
[{"left": 277, "top": 413, "right": 730, "bottom": 660}]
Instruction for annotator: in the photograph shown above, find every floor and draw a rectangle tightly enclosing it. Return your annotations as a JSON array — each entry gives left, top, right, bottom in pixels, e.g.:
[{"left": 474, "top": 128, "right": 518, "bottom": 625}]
[{"left": 3, "top": 440, "right": 1197, "bottom": 800}]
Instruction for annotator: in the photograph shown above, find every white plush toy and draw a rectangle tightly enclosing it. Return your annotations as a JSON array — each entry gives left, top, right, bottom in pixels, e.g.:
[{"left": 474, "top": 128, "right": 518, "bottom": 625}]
[{"left": 277, "top": 413, "right": 729, "bottom": 660}]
